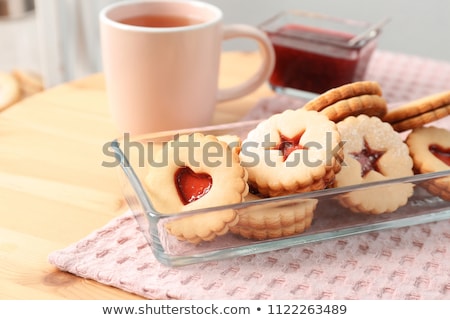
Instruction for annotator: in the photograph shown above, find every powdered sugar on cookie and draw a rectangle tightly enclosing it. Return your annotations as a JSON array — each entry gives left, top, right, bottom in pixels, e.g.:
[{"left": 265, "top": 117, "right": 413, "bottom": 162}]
[{"left": 335, "top": 115, "right": 414, "bottom": 214}]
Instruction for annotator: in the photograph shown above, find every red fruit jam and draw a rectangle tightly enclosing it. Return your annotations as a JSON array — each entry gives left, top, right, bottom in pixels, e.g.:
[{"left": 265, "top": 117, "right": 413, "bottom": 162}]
[
  {"left": 175, "top": 167, "right": 212, "bottom": 205},
  {"left": 273, "top": 132, "right": 306, "bottom": 161},
  {"left": 266, "top": 24, "right": 377, "bottom": 94},
  {"left": 429, "top": 144, "right": 450, "bottom": 166},
  {"left": 350, "top": 139, "right": 386, "bottom": 177}
]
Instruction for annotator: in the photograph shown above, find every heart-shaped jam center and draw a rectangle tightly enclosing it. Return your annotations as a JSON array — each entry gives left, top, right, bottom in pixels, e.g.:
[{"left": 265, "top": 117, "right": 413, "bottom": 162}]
[
  {"left": 175, "top": 167, "right": 212, "bottom": 205},
  {"left": 272, "top": 131, "right": 306, "bottom": 161},
  {"left": 429, "top": 144, "right": 450, "bottom": 166},
  {"left": 351, "top": 139, "right": 386, "bottom": 177}
]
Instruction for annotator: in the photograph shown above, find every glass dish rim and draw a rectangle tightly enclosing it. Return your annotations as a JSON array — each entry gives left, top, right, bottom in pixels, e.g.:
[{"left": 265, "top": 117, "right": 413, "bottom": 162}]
[{"left": 258, "top": 9, "right": 388, "bottom": 48}]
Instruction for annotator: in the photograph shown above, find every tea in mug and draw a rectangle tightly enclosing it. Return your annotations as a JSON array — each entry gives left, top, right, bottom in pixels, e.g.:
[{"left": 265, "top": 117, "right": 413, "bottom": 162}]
[{"left": 118, "top": 14, "right": 204, "bottom": 28}]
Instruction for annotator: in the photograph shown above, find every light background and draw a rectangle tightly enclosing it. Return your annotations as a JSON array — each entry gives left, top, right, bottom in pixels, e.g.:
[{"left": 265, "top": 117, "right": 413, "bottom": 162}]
[
  {"left": 210, "top": 0, "right": 450, "bottom": 62},
  {"left": 0, "top": 0, "right": 449, "bottom": 86}
]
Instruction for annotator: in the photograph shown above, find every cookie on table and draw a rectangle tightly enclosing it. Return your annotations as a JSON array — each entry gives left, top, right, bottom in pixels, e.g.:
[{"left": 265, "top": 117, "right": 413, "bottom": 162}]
[
  {"left": 303, "top": 81, "right": 388, "bottom": 123},
  {"left": 11, "top": 69, "right": 44, "bottom": 97},
  {"left": 0, "top": 71, "right": 21, "bottom": 111},
  {"left": 334, "top": 115, "right": 414, "bottom": 214},
  {"left": 239, "top": 108, "right": 343, "bottom": 197},
  {"left": 145, "top": 133, "right": 248, "bottom": 244},
  {"left": 230, "top": 193, "right": 317, "bottom": 240},
  {"left": 406, "top": 126, "right": 450, "bottom": 201},
  {"left": 383, "top": 90, "right": 450, "bottom": 132}
]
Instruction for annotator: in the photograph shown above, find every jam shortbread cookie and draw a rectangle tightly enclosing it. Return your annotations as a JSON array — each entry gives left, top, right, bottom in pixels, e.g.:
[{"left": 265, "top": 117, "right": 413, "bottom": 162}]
[
  {"left": 406, "top": 126, "right": 450, "bottom": 201},
  {"left": 335, "top": 115, "right": 414, "bottom": 214},
  {"left": 303, "top": 81, "right": 387, "bottom": 122},
  {"left": 0, "top": 71, "right": 21, "bottom": 111},
  {"left": 383, "top": 90, "right": 450, "bottom": 132},
  {"left": 145, "top": 133, "right": 248, "bottom": 243},
  {"left": 217, "top": 134, "right": 242, "bottom": 154},
  {"left": 239, "top": 108, "right": 343, "bottom": 197},
  {"left": 230, "top": 193, "right": 317, "bottom": 240}
]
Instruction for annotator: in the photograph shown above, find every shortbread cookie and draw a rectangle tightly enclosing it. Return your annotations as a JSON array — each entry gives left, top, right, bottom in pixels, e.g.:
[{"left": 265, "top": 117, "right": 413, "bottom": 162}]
[
  {"left": 230, "top": 193, "right": 317, "bottom": 240},
  {"left": 0, "top": 71, "right": 21, "bottom": 111},
  {"left": 145, "top": 133, "right": 248, "bottom": 243},
  {"left": 239, "top": 108, "right": 343, "bottom": 197},
  {"left": 320, "top": 94, "right": 388, "bottom": 123},
  {"left": 335, "top": 115, "right": 414, "bottom": 214},
  {"left": 11, "top": 69, "right": 44, "bottom": 97},
  {"left": 163, "top": 209, "right": 239, "bottom": 244},
  {"left": 303, "top": 81, "right": 387, "bottom": 122},
  {"left": 406, "top": 126, "right": 450, "bottom": 200},
  {"left": 383, "top": 91, "right": 450, "bottom": 132},
  {"left": 217, "top": 134, "right": 241, "bottom": 154}
]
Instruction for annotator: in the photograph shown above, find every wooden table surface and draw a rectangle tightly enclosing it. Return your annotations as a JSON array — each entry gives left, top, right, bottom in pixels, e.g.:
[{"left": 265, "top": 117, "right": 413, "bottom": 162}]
[{"left": 0, "top": 51, "right": 273, "bottom": 299}]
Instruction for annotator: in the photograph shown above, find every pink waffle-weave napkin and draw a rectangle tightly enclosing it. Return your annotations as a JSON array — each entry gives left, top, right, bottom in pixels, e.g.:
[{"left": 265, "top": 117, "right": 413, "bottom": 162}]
[{"left": 49, "top": 50, "right": 450, "bottom": 299}]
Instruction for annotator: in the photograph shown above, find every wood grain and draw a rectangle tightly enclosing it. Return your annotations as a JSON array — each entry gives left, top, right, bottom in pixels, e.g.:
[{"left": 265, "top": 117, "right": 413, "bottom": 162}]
[{"left": 0, "top": 51, "right": 273, "bottom": 299}]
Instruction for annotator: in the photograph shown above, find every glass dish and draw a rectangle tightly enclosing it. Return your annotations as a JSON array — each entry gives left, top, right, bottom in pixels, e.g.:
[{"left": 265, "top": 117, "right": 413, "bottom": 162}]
[
  {"left": 259, "top": 10, "right": 388, "bottom": 99},
  {"left": 110, "top": 120, "right": 450, "bottom": 267}
]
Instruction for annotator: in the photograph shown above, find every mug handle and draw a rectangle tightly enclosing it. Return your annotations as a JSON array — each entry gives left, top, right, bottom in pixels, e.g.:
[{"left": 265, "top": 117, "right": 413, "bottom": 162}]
[{"left": 217, "top": 24, "right": 275, "bottom": 102}]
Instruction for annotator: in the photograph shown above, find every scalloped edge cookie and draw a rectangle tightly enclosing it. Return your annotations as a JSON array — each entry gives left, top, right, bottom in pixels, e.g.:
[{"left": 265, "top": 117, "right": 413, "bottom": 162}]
[
  {"left": 334, "top": 115, "right": 414, "bottom": 214},
  {"left": 230, "top": 193, "right": 317, "bottom": 240},
  {"left": 145, "top": 133, "right": 248, "bottom": 243},
  {"left": 406, "top": 126, "right": 450, "bottom": 201},
  {"left": 239, "top": 108, "right": 342, "bottom": 197}
]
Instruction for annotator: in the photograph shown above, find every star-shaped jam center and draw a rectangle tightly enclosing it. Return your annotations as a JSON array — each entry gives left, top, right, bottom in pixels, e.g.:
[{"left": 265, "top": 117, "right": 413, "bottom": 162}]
[
  {"left": 350, "top": 139, "right": 386, "bottom": 177},
  {"left": 272, "top": 131, "right": 306, "bottom": 162}
]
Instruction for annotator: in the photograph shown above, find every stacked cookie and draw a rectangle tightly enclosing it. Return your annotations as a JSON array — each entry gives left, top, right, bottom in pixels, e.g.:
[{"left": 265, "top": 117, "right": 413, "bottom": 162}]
[
  {"left": 144, "top": 81, "right": 450, "bottom": 244},
  {"left": 303, "top": 80, "right": 388, "bottom": 122},
  {"left": 383, "top": 91, "right": 450, "bottom": 201},
  {"left": 234, "top": 107, "right": 341, "bottom": 239}
]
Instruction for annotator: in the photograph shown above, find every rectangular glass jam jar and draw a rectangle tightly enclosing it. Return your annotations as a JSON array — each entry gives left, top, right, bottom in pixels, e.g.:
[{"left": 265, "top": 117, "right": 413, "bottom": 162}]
[{"left": 259, "top": 10, "right": 386, "bottom": 99}]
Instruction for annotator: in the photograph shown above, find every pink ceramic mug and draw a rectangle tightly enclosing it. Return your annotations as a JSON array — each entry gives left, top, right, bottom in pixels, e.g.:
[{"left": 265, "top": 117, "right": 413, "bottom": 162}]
[{"left": 100, "top": 0, "right": 275, "bottom": 135}]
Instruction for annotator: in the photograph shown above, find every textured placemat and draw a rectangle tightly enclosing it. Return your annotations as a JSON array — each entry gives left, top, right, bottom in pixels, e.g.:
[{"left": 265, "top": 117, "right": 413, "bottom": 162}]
[
  {"left": 49, "top": 50, "right": 450, "bottom": 299},
  {"left": 49, "top": 210, "right": 450, "bottom": 300}
]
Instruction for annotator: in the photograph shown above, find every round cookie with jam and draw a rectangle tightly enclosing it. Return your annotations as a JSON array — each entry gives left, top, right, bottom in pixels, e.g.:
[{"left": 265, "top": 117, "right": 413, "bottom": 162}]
[
  {"left": 239, "top": 108, "right": 342, "bottom": 197},
  {"left": 334, "top": 115, "right": 414, "bottom": 214},
  {"left": 406, "top": 126, "right": 450, "bottom": 201},
  {"left": 145, "top": 133, "right": 248, "bottom": 243}
]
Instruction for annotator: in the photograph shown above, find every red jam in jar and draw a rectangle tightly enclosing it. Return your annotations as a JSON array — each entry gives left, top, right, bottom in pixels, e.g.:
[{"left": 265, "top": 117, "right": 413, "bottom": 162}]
[{"left": 261, "top": 12, "right": 380, "bottom": 95}]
